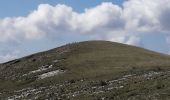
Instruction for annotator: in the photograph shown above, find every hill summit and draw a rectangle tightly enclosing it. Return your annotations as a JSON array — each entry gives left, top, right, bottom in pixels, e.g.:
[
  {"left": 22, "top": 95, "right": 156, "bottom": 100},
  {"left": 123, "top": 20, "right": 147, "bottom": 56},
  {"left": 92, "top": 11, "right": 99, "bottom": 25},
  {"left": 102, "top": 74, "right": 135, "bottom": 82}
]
[{"left": 0, "top": 41, "right": 170, "bottom": 99}]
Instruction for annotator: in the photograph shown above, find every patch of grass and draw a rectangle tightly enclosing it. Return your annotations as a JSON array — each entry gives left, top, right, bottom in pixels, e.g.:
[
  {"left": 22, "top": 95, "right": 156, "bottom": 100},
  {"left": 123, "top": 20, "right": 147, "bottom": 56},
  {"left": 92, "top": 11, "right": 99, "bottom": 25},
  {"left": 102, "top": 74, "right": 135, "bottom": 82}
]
[{"left": 1, "top": 40, "right": 170, "bottom": 99}]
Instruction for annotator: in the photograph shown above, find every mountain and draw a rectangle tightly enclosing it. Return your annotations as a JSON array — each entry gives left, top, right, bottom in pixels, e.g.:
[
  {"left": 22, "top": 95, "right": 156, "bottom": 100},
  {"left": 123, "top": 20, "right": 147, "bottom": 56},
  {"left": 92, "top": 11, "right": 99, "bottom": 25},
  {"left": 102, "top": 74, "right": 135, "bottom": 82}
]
[{"left": 0, "top": 41, "right": 170, "bottom": 100}]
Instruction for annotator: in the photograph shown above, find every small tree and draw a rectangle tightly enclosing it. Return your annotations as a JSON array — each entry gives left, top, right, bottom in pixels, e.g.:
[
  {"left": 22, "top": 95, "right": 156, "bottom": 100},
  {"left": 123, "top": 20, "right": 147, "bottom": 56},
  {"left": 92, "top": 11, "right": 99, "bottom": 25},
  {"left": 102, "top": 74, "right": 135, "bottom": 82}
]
[{"left": 100, "top": 80, "right": 107, "bottom": 86}]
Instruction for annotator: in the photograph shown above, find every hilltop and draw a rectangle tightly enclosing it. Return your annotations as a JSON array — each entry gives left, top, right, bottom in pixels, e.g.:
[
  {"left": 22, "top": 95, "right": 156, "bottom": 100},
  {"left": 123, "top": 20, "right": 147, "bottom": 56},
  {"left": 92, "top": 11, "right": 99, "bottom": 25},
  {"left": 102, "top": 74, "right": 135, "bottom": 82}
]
[{"left": 0, "top": 41, "right": 170, "bottom": 100}]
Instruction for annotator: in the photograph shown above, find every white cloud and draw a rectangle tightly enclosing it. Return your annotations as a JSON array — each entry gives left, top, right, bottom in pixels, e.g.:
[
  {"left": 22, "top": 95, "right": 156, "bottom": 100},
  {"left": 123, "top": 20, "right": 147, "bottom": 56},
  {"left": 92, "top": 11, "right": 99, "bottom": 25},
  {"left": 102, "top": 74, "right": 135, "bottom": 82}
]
[
  {"left": 107, "top": 34, "right": 141, "bottom": 46},
  {"left": 123, "top": 0, "right": 160, "bottom": 32},
  {"left": 1, "top": 1, "right": 170, "bottom": 43},
  {"left": 0, "top": 50, "right": 20, "bottom": 63},
  {"left": 1, "top": 1, "right": 170, "bottom": 40},
  {"left": 123, "top": 0, "right": 170, "bottom": 33},
  {"left": 0, "top": 2, "right": 125, "bottom": 42},
  {"left": 70, "top": 2, "right": 124, "bottom": 33}
]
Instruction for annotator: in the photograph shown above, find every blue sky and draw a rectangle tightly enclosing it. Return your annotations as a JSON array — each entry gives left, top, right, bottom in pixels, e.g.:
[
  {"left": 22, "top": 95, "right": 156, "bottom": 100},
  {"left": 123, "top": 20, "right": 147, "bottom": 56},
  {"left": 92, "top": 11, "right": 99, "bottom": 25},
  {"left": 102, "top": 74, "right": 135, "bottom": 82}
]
[
  {"left": 0, "top": 0, "right": 170, "bottom": 63},
  {"left": 0, "top": 0, "right": 124, "bottom": 17}
]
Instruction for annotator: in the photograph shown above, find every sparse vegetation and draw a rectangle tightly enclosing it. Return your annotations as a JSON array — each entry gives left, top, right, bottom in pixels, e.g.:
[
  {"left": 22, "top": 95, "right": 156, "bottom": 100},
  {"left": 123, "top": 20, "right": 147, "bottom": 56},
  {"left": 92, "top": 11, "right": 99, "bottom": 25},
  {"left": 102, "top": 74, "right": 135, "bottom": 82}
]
[{"left": 0, "top": 40, "right": 170, "bottom": 99}]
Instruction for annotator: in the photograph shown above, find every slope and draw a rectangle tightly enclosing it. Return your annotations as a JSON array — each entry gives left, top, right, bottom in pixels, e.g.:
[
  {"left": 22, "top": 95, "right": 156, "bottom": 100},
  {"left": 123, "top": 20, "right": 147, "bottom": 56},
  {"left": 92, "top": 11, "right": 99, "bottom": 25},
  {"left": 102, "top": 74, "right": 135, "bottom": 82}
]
[{"left": 0, "top": 41, "right": 170, "bottom": 99}]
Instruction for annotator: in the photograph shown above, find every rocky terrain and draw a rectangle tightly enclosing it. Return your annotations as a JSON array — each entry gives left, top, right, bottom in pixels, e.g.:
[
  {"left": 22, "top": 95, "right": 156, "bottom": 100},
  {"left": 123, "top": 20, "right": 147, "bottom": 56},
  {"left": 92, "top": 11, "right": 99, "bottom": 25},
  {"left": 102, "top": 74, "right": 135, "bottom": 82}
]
[{"left": 0, "top": 41, "right": 170, "bottom": 100}]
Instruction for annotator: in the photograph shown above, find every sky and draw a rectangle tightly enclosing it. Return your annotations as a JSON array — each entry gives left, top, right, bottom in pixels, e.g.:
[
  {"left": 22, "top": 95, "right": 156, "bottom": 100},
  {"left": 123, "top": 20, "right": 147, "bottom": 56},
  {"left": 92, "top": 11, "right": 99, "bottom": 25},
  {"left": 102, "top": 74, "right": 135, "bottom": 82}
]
[{"left": 0, "top": 0, "right": 170, "bottom": 63}]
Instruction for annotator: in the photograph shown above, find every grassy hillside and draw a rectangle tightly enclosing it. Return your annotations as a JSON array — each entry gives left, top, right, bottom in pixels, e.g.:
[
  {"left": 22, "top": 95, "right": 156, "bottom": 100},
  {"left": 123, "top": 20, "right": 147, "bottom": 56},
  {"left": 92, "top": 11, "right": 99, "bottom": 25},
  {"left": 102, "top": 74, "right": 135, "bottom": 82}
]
[{"left": 0, "top": 41, "right": 170, "bottom": 100}]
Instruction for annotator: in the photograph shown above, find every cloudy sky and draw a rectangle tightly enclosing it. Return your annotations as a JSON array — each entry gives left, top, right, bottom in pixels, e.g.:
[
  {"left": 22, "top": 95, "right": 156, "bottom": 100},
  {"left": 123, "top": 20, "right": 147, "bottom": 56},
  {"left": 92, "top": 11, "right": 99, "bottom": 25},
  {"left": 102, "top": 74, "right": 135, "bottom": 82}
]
[{"left": 0, "top": 0, "right": 170, "bottom": 63}]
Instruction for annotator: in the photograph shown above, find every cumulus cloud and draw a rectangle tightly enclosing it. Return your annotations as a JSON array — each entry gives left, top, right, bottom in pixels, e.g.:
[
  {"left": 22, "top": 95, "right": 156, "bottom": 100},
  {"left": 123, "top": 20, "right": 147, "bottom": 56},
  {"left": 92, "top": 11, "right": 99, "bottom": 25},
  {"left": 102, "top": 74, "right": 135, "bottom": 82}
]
[
  {"left": 123, "top": 0, "right": 170, "bottom": 33},
  {"left": 1, "top": 1, "right": 170, "bottom": 42},
  {"left": 106, "top": 34, "right": 141, "bottom": 46},
  {"left": 71, "top": 3, "right": 124, "bottom": 33},
  {"left": 0, "top": 3, "right": 125, "bottom": 43},
  {"left": 1, "top": 0, "right": 170, "bottom": 62},
  {"left": 0, "top": 49, "right": 20, "bottom": 63}
]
